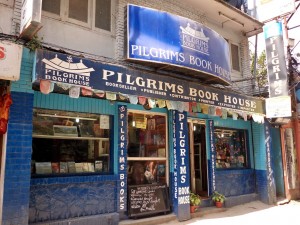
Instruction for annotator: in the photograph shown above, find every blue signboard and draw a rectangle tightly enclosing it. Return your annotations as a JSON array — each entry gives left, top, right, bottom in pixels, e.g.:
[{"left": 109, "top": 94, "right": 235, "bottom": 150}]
[
  {"left": 35, "top": 49, "right": 264, "bottom": 114},
  {"left": 118, "top": 105, "right": 127, "bottom": 211},
  {"left": 127, "top": 4, "right": 231, "bottom": 85},
  {"left": 172, "top": 111, "right": 190, "bottom": 221}
]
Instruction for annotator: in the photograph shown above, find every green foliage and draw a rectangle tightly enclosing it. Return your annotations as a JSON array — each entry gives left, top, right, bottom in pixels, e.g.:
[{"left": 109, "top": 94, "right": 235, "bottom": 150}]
[
  {"left": 190, "top": 192, "right": 201, "bottom": 206},
  {"left": 250, "top": 50, "right": 268, "bottom": 88},
  {"left": 25, "top": 35, "right": 43, "bottom": 51},
  {"left": 212, "top": 191, "right": 226, "bottom": 203}
]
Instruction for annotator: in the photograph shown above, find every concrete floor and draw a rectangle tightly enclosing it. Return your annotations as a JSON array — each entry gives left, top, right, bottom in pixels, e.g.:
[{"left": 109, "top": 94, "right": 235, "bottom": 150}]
[{"left": 120, "top": 200, "right": 300, "bottom": 225}]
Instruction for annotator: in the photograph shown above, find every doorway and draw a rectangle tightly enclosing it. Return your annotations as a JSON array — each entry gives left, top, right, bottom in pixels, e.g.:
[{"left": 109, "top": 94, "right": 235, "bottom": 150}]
[{"left": 188, "top": 119, "right": 208, "bottom": 197}]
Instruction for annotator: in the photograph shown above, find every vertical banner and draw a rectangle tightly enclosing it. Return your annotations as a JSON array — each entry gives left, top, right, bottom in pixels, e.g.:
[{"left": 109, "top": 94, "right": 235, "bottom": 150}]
[
  {"left": 208, "top": 120, "right": 216, "bottom": 195},
  {"left": 264, "top": 124, "right": 276, "bottom": 204},
  {"left": 295, "top": 83, "right": 300, "bottom": 117},
  {"left": 172, "top": 111, "right": 190, "bottom": 221},
  {"left": 118, "top": 105, "right": 127, "bottom": 211},
  {"left": 264, "top": 21, "right": 288, "bottom": 98}
]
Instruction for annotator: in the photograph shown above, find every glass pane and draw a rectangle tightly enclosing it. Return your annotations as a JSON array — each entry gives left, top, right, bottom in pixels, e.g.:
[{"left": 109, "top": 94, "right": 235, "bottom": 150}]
[
  {"left": 31, "top": 109, "right": 111, "bottom": 175},
  {"left": 127, "top": 160, "right": 166, "bottom": 185},
  {"left": 128, "top": 113, "right": 166, "bottom": 158},
  {"left": 42, "top": 0, "right": 60, "bottom": 15},
  {"left": 231, "top": 43, "right": 240, "bottom": 71},
  {"left": 95, "top": 0, "right": 111, "bottom": 31},
  {"left": 214, "top": 128, "right": 247, "bottom": 169},
  {"left": 69, "top": 0, "right": 88, "bottom": 23}
]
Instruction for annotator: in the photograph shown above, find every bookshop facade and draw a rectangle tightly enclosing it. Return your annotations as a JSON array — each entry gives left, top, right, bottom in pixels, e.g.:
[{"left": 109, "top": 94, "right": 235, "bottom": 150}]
[{"left": 2, "top": 4, "right": 277, "bottom": 225}]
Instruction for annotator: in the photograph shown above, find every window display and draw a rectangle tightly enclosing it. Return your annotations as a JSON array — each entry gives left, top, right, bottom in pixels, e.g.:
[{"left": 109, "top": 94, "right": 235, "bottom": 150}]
[
  {"left": 214, "top": 128, "right": 248, "bottom": 169},
  {"left": 31, "top": 109, "right": 112, "bottom": 176},
  {"left": 127, "top": 112, "right": 167, "bottom": 185}
]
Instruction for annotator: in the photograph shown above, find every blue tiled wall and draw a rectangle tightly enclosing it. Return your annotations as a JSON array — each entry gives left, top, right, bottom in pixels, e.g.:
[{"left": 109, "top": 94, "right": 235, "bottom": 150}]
[
  {"left": 215, "top": 169, "right": 255, "bottom": 196},
  {"left": 29, "top": 175, "right": 118, "bottom": 223},
  {"left": 2, "top": 91, "right": 34, "bottom": 225}
]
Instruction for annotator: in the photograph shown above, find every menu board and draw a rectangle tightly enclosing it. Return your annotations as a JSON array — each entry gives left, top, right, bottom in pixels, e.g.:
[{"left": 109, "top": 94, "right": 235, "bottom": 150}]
[{"left": 128, "top": 184, "right": 170, "bottom": 218}]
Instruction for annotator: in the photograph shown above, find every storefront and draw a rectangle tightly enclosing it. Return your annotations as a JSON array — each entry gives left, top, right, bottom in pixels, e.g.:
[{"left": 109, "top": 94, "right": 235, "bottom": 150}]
[{"left": 2, "top": 4, "right": 275, "bottom": 225}]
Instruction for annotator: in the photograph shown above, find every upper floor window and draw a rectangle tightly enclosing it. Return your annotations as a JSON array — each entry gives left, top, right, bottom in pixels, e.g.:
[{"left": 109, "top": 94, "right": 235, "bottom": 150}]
[
  {"left": 42, "top": 0, "right": 112, "bottom": 32},
  {"left": 231, "top": 43, "right": 241, "bottom": 72}
]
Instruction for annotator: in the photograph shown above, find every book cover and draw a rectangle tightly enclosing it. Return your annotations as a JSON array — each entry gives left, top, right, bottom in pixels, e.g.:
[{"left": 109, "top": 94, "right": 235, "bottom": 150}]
[
  {"left": 75, "top": 163, "right": 83, "bottom": 173},
  {"left": 67, "top": 161, "right": 76, "bottom": 173},
  {"left": 95, "top": 160, "right": 103, "bottom": 172},
  {"left": 82, "top": 162, "right": 89, "bottom": 172},
  {"left": 51, "top": 162, "right": 60, "bottom": 173},
  {"left": 35, "top": 162, "right": 52, "bottom": 174},
  {"left": 60, "top": 162, "right": 68, "bottom": 173},
  {"left": 158, "top": 164, "right": 165, "bottom": 177},
  {"left": 87, "top": 162, "right": 95, "bottom": 172}
]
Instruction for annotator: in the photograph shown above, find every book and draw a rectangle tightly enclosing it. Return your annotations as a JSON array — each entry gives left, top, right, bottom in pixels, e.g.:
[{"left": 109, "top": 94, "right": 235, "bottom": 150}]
[
  {"left": 75, "top": 163, "right": 83, "bottom": 173},
  {"left": 158, "top": 164, "right": 165, "bottom": 177},
  {"left": 87, "top": 163, "right": 95, "bottom": 172},
  {"left": 82, "top": 162, "right": 89, "bottom": 172},
  {"left": 60, "top": 162, "right": 68, "bottom": 173},
  {"left": 35, "top": 162, "right": 52, "bottom": 174},
  {"left": 95, "top": 160, "right": 103, "bottom": 172},
  {"left": 67, "top": 161, "right": 76, "bottom": 173},
  {"left": 51, "top": 162, "right": 60, "bottom": 173}
]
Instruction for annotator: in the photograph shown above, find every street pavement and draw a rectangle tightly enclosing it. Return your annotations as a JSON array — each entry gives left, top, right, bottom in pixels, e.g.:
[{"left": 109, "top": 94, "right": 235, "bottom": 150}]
[{"left": 159, "top": 200, "right": 300, "bottom": 225}]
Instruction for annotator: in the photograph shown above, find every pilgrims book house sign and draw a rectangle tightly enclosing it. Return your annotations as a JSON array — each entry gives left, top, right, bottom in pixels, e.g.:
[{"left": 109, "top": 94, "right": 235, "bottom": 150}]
[
  {"left": 127, "top": 4, "right": 231, "bottom": 85},
  {"left": 35, "top": 49, "right": 264, "bottom": 114}
]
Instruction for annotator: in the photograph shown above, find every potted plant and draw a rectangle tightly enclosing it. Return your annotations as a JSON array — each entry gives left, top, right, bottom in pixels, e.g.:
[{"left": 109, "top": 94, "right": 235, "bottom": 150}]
[
  {"left": 212, "top": 191, "right": 226, "bottom": 208},
  {"left": 190, "top": 192, "right": 201, "bottom": 213}
]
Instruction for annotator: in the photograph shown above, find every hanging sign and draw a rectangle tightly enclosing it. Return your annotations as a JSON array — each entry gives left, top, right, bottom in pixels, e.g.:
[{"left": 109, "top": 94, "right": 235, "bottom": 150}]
[
  {"left": 264, "top": 22, "right": 289, "bottom": 98},
  {"left": 127, "top": 4, "right": 231, "bottom": 85}
]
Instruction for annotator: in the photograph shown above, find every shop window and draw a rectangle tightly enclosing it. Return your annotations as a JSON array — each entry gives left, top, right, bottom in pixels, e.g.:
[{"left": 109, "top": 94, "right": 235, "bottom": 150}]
[
  {"left": 214, "top": 128, "right": 248, "bottom": 169},
  {"left": 127, "top": 112, "right": 167, "bottom": 185},
  {"left": 31, "top": 109, "right": 112, "bottom": 176},
  {"left": 42, "top": 0, "right": 112, "bottom": 32}
]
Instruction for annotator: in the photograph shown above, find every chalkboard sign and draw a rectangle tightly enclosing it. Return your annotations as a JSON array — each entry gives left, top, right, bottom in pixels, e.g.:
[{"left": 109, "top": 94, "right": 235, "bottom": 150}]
[{"left": 128, "top": 184, "right": 170, "bottom": 218}]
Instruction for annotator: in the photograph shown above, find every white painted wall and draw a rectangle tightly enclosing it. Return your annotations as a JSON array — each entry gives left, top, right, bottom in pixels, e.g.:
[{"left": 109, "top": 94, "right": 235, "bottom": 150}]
[
  {"left": 0, "top": 5, "right": 13, "bottom": 34},
  {"left": 38, "top": 17, "right": 116, "bottom": 58}
]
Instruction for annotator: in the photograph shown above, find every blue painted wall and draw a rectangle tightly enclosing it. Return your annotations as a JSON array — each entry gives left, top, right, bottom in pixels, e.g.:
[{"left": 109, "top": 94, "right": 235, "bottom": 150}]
[
  {"left": 2, "top": 47, "right": 34, "bottom": 225},
  {"left": 270, "top": 127, "right": 284, "bottom": 196}
]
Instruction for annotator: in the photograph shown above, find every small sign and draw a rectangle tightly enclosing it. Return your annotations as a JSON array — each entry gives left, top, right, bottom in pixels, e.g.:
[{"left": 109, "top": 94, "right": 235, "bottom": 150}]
[
  {"left": 265, "top": 96, "right": 291, "bottom": 118},
  {"left": 0, "top": 42, "right": 22, "bottom": 81},
  {"left": 100, "top": 115, "right": 110, "bottom": 129}
]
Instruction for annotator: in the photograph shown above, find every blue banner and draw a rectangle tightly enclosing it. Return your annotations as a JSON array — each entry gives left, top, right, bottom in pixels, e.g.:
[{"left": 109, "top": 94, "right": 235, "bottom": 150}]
[
  {"left": 127, "top": 4, "right": 231, "bottom": 85},
  {"left": 35, "top": 49, "right": 264, "bottom": 114},
  {"left": 118, "top": 105, "right": 127, "bottom": 211},
  {"left": 172, "top": 111, "right": 190, "bottom": 221}
]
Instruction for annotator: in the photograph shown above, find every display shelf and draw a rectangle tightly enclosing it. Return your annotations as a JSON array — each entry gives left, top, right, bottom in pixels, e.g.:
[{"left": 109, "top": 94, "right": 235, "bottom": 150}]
[{"left": 33, "top": 134, "right": 109, "bottom": 141}]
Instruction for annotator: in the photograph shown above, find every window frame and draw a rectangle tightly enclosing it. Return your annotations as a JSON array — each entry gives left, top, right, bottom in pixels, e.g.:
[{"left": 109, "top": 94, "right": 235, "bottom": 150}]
[
  {"left": 31, "top": 108, "right": 113, "bottom": 177},
  {"left": 127, "top": 110, "right": 169, "bottom": 186},
  {"left": 41, "top": 0, "right": 113, "bottom": 34},
  {"left": 230, "top": 42, "right": 241, "bottom": 73}
]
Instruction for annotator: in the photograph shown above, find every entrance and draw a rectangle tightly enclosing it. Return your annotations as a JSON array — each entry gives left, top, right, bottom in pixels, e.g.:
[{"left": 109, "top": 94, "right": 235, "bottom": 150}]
[{"left": 188, "top": 119, "right": 208, "bottom": 197}]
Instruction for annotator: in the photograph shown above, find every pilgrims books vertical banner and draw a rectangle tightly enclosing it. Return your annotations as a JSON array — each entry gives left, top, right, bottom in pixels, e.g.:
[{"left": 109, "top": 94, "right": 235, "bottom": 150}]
[{"left": 118, "top": 105, "right": 128, "bottom": 211}]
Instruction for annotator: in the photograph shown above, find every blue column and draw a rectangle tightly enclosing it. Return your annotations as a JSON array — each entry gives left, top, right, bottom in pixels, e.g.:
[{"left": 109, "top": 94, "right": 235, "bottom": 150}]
[{"left": 2, "top": 91, "right": 34, "bottom": 225}]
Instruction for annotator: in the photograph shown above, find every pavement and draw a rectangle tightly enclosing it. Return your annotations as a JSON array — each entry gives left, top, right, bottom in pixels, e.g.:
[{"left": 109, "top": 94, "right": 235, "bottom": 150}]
[{"left": 120, "top": 200, "right": 300, "bottom": 225}]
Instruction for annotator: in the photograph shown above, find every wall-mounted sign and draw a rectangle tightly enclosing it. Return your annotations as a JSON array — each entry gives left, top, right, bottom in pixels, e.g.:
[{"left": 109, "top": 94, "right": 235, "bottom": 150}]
[
  {"left": 0, "top": 42, "right": 22, "bottom": 81},
  {"left": 264, "top": 22, "right": 288, "bottom": 98},
  {"left": 20, "top": 0, "right": 42, "bottom": 39},
  {"left": 265, "top": 96, "right": 291, "bottom": 118},
  {"left": 118, "top": 105, "right": 127, "bottom": 211},
  {"left": 35, "top": 49, "right": 264, "bottom": 114},
  {"left": 255, "top": 0, "right": 295, "bottom": 22},
  {"left": 127, "top": 4, "right": 231, "bottom": 85}
]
